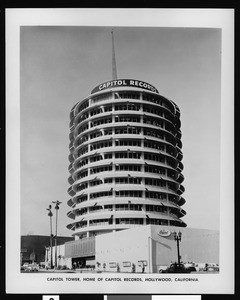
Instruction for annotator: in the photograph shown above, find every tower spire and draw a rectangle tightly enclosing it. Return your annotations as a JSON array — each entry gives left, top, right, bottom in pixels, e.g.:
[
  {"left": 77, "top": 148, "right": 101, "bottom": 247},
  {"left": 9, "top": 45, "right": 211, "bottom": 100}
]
[{"left": 111, "top": 29, "right": 118, "bottom": 80}]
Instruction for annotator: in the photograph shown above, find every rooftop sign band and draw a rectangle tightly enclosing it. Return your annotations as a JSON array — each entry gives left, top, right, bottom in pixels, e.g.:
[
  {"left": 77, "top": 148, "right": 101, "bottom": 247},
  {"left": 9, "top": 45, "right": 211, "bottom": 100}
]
[{"left": 91, "top": 79, "right": 159, "bottom": 94}]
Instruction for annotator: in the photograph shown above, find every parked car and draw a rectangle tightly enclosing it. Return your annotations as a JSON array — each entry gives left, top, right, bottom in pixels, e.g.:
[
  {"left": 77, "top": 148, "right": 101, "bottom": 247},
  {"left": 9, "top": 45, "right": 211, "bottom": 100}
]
[
  {"left": 22, "top": 262, "right": 29, "bottom": 269},
  {"left": 161, "top": 263, "right": 191, "bottom": 273},
  {"left": 204, "top": 263, "right": 219, "bottom": 272},
  {"left": 158, "top": 266, "right": 168, "bottom": 273},
  {"left": 183, "top": 263, "right": 197, "bottom": 273},
  {"left": 21, "top": 263, "right": 30, "bottom": 271},
  {"left": 26, "top": 263, "right": 39, "bottom": 272}
]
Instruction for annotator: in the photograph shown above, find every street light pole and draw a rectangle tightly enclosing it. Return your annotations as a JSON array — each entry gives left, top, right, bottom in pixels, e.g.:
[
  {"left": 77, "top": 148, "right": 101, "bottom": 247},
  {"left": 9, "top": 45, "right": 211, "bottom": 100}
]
[
  {"left": 46, "top": 205, "right": 53, "bottom": 269},
  {"left": 52, "top": 200, "right": 62, "bottom": 269},
  {"left": 173, "top": 231, "right": 182, "bottom": 265}
]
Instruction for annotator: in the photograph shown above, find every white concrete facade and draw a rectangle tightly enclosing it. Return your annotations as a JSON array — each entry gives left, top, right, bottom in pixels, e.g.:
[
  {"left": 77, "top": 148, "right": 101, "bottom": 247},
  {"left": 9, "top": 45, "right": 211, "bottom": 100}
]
[
  {"left": 45, "top": 244, "right": 72, "bottom": 269},
  {"left": 95, "top": 225, "right": 219, "bottom": 273}
]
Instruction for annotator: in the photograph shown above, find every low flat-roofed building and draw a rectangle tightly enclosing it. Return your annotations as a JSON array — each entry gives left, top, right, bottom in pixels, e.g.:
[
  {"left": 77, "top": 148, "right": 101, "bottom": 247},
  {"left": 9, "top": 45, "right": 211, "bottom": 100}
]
[{"left": 95, "top": 225, "right": 219, "bottom": 273}]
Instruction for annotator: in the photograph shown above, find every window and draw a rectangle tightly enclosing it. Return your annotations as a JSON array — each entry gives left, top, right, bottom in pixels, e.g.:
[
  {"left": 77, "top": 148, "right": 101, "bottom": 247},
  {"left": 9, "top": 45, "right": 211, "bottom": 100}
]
[
  {"left": 90, "top": 155, "right": 103, "bottom": 163},
  {"left": 115, "top": 116, "right": 140, "bottom": 123},
  {"left": 115, "top": 204, "right": 142, "bottom": 211},
  {"left": 146, "top": 205, "right": 165, "bottom": 213},
  {"left": 115, "top": 139, "right": 141, "bottom": 147},
  {"left": 77, "top": 112, "right": 89, "bottom": 125},
  {"left": 143, "top": 116, "right": 163, "bottom": 128},
  {"left": 146, "top": 219, "right": 168, "bottom": 225},
  {"left": 115, "top": 127, "right": 141, "bottom": 135},
  {"left": 143, "top": 128, "right": 164, "bottom": 140},
  {"left": 115, "top": 92, "right": 140, "bottom": 100},
  {"left": 76, "top": 208, "right": 88, "bottom": 216},
  {"left": 77, "top": 145, "right": 88, "bottom": 157},
  {"left": 90, "top": 117, "right": 112, "bottom": 127},
  {"left": 104, "top": 178, "right": 113, "bottom": 184},
  {"left": 76, "top": 194, "right": 88, "bottom": 204},
  {"left": 77, "top": 135, "right": 89, "bottom": 146},
  {"left": 90, "top": 165, "right": 113, "bottom": 174},
  {"left": 144, "top": 140, "right": 164, "bottom": 151},
  {"left": 115, "top": 190, "right": 142, "bottom": 198},
  {"left": 77, "top": 123, "right": 89, "bottom": 135},
  {"left": 116, "top": 218, "right": 143, "bottom": 225},
  {"left": 104, "top": 129, "right": 112, "bottom": 135},
  {"left": 145, "top": 178, "right": 166, "bottom": 187},
  {"left": 89, "top": 206, "right": 102, "bottom": 213},
  {"left": 76, "top": 170, "right": 88, "bottom": 180},
  {"left": 92, "top": 93, "right": 112, "bottom": 103},
  {"left": 109, "top": 262, "right": 117, "bottom": 268},
  {"left": 115, "top": 104, "right": 140, "bottom": 111},
  {"left": 115, "top": 177, "right": 142, "bottom": 184},
  {"left": 104, "top": 153, "right": 112, "bottom": 159},
  {"left": 144, "top": 165, "right": 165, "bottom": 175},
  {"left": 90, "top": 190, "right": 113, "bottom": 199},
  {"left": 90, "top": 131, "right": 103, "bottom": 140},
  {"left": 89, "top": 219, "right": 111, "bottom": 226},
  {"left": 104, "top": 205, "right": 113, "bottom": 210},
  {"left": 145, "top": 191, "right": 166, "bottom": 200},
  {"left": 77, "top": 182, "right": 88, "bottom": 191},
  {"left": 90, "top": 107, "right": 102, "bottom": 117},
  {"left": 123, "top": 262, "right": 131, "bottom": 267},
  {"left": 75, "top": 221, "right": 87, "bottom": 228},
  {"left": 115, "top": 164, "right": 141, "bottom": 172},
  {"left": 143, "top": 105, "right": 163, "bottom": 117},
  {"left": 77, "top": 100, "right": 89, "bottom": 113},
  {"left": 104, "top": 105, "right": 112, "bottom": 112},
  {"left": 90, "top": 140, "right": 112, "bottom": 151},
  {"left": 89, "top": 179, "right": 102, "bottom": 187},
  {"left": 144, "top": 152, "right": 165, "bottom": 163},
  {"left": 115, "top": 151, "right": 141, "bottom": 159},
  {"left": 76, "top": 158, "right": 89, "bottom": 169}
]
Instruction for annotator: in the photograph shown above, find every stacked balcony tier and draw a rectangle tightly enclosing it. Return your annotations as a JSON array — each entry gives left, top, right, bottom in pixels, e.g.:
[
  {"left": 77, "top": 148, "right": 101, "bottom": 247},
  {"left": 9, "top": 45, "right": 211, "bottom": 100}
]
[{"left": 67, "top": 85, "right": 186, "bottom": 238}]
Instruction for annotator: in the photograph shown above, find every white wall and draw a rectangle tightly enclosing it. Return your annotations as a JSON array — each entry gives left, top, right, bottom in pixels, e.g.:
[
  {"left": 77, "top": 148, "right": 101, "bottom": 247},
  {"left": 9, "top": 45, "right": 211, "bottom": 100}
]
[
  {"left": 96, "top": 225, "right": 219, "bottom": 273},
  {"left": 151, "top": 225, "right": 219, "bottom": 272},
  {"left": 96, "top": 226, "right": 151, "bottom": 273},
  {"left": 45, "top": 244, "right": 72, "bottom": 269}
]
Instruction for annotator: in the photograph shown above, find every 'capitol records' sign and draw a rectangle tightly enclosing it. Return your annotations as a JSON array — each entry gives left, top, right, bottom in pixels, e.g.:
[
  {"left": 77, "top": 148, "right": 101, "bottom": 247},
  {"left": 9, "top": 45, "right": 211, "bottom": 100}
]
[
  {"left": 91, "top": 79, "right": 159, "bottom": 94},
  {"left": 158, "top": 229, "right": 171, "bottom": 237}
]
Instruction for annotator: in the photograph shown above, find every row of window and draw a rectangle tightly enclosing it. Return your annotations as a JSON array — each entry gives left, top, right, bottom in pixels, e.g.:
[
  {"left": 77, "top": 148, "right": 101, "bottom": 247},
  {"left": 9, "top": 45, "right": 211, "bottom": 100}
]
[
  {"left": 76, "top": 173, "right": 177, "bottom": 187},
  {"left": 76, "top": 175, "right": 177, "bottom": 191},
  {"left": 75, "top": 90, "right": 176, "bottom": 118},
  {"left": 90, "top": 165, "right": 113, "bottom": 175},
  {"left": 74, "top": 102, "right": 175, "bottom": 128},
  {"left": 74, "top": 190, "right": 179, "bottom": 204},
  {"left": 76, "top": 204, "right": 173, "bottom": 216},
  {"left": 74, "top": 218, "right": 181, "bottom": 229},
  {"left": 75, "top": 138, "right": 173, "bottom": 153},
  {"left": 74, "top": 151, "right": 176, "bottom": 172},
  {"left": 75, "top": 126, "right": 177, "bottom": 148},
  {"left": 91, "top": 92, "right": 112, "bottom": 103},
  {"left": 76, "top": 115, "right": 176, "bottom": 137}
]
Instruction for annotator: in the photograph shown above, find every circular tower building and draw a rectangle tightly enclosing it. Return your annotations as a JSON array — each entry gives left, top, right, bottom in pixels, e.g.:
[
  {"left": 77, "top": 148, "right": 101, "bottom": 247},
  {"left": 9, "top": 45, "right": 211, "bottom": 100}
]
[{"left": 67, "top": 79, "right": 186, "bottom": 239}]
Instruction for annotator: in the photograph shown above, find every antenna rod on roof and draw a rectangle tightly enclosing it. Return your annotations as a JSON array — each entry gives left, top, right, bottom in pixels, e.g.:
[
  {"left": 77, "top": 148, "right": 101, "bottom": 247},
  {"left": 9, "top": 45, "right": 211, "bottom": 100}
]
[{"left": 111, "top": 29, "right": 118, "bottom": 80}]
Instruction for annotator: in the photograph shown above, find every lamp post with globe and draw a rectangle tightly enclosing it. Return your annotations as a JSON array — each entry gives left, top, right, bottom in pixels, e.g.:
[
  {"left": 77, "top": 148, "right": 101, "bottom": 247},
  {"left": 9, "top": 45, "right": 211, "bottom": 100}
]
[
  {"left": 173, "top": 231, "right": 182, "bottom": 265},
  {"left": 46, "top": 205, "right": 53, "bottom": 269},
  {"left": 52, "top": 200, "right": 62, "bottom": 268}
]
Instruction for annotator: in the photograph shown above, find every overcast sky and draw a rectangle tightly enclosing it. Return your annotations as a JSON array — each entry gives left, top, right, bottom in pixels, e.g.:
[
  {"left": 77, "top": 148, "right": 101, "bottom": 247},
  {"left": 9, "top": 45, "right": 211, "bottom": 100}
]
[{"left": 20, "top": 26, "right": 221, "bottom": 237}]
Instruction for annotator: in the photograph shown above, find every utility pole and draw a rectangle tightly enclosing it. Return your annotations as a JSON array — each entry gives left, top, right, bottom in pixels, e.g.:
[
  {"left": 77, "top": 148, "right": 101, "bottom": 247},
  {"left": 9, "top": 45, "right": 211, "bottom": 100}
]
[
  {"left": 46, "top": 205, "right": 53, "bottom": 269},
  {"left": 52, "top": 200, "right": 62, "bottom": 268}
]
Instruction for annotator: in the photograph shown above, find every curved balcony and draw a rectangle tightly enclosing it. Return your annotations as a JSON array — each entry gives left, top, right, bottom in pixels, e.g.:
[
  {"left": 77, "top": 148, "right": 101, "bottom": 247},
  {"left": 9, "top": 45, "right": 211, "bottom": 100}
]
[{"left": 67, "top": 82, "right": 186, "bottom": 237}]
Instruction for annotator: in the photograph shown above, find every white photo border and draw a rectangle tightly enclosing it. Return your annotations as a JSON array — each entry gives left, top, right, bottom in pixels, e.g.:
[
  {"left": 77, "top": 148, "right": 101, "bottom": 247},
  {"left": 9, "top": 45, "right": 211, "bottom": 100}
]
[{"left": 6, "top": 8, "right": 234, "bottom": 294}]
